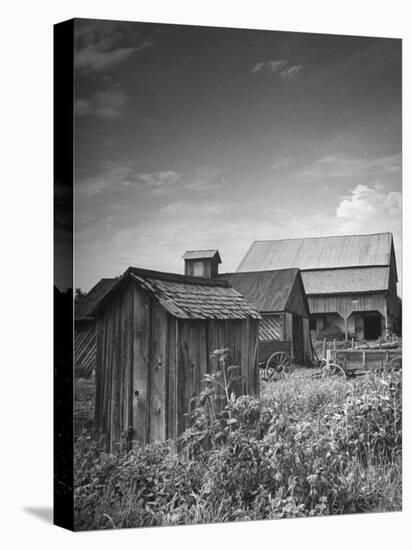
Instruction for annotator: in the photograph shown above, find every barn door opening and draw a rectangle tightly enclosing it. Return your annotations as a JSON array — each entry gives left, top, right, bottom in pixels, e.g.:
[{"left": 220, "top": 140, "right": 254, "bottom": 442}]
[{"left": 363, "top": 313, "right": 382, "bottom": 340}]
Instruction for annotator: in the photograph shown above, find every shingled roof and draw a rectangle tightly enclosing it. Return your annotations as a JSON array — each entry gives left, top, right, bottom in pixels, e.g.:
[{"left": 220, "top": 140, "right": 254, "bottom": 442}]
[
  {"left": 75, "top": 278, "right": 117, "bottom": 321},
  {"left": 95, "top": 267, "right": 260, "bottom": 320},
  {"left": 238, "top": 232, "right": 396, "bottom": 273},
  {"left": 302, "top": 266, "right": 390, "bottom": 295},
  {"left": 219, "top": 268, "right": 310, "bottom": 316}
]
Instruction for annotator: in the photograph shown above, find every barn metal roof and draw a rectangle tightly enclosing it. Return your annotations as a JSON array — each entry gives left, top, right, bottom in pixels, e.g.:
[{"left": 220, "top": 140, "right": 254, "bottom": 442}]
[
  {"left": 75, "top": 278, "right": 117, "bottom": 320},
  {"left": 219, "top": 268, "right": 309, "bottom": 315},
  {"left": 238, "top": 232, "right": 394, "bottom": 272},
  {"left": 182, "top": 249, "right": 222, "bottom": 262},
  {"left": 302, "top": 267, "right": 390, "bottom": 295},
  {"left": 96, "top": 267, "right": 260, "bottom": 320}
]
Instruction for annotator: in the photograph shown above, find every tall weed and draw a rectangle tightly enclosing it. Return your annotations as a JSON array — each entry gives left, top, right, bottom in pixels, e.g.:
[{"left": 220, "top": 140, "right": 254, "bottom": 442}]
[{"left": 74, "top": 366, "right": 401, "bottom": 530}]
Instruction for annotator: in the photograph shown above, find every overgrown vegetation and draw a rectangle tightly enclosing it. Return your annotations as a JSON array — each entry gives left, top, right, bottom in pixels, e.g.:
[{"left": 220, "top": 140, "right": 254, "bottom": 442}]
[{"left": 74, "top": 350, "right": 402, "bottom": 530}]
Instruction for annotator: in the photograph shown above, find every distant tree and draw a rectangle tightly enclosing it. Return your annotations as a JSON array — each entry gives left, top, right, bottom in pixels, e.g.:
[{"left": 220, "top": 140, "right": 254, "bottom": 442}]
[{"left": 75, "top": 288, "right": 84, "bottom": 302}]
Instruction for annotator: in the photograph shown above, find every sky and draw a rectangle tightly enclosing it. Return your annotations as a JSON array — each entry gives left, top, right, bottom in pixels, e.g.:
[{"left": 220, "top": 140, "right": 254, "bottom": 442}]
[{"left": 63, "top": 19, "right": 402, "bottom": 292}]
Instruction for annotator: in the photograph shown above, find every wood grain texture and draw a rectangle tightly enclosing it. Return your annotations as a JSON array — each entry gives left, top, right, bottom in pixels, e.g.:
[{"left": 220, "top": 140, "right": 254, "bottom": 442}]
[{"left": 95, "top": 279, "right": 260, "bottom": 449}]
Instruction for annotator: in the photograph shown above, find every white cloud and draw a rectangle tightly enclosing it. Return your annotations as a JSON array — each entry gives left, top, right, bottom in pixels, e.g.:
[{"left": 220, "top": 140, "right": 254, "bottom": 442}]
[
  {"left": 74, "top": 20, "right": 152, "bottom": 73},
  {"left": 280, "top": 65, "right": 303, "bottom": 80},
  {"left": 75, "top": 88, "right": 128, "bottom": 119},
  {"left": 336, "top": 184, "right": 401, "bottom": 220},
  {"left": 252, "top": 59, "right": 303, "bottom": 80},
  {"left": 299, "top": 153, "right": 401, "bottom": 182},
  {"left": 335, "top": 185, "right": 402, "bottom": 290},
  {"left": 252, "top": 59, "right": 288, "bottom": 74},
  {"left": 386, "top": 191, "right": 402, "bottom": 215},
  {"left": 272, "top": 157, "right": 293, "bottom": 170},
  {"left": 138, "top": 171, "right": 182, "bottom": 193},
  {"left": 336, "top": 184, "right": 377, "bottom": 219},
  {"left": 75, "top": 44, "right": 135, "bottom": 72},
  {"left": 77, "top": 164, "right": 220, "bottom": 198},
  {"left": 76, "top": 161, "right": 141, "bottom": 197}
]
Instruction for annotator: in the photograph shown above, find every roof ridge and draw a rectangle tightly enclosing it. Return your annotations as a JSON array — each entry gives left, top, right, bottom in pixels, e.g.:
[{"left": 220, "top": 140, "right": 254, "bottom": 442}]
[
  {"left": 301, "top": 265, "right": 390, "bottom": 272},
  {"left": 183, "top": 248, "right": 218, "bottom": 253},
  {"left": 125, "top": 266, "right": 231, "bottom": 287},
  {"left": 253, "top": 232, "right": 392, "bottom": 244},
  {"left": 220, "top": 267, "right": 300, "bottom": 276},
  {"left": 95, "top": 268, "right": 261, "bottom": 320}
]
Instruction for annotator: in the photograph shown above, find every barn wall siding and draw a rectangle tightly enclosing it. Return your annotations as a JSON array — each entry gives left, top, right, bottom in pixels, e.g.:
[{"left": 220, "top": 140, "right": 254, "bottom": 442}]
[
  {"left": 74, "top": 321, "right": 96, "bottom": 377},
  {"left": 308, "top": 293, "right": 387, "bottom": 319},
  {"left": 287, "top": 277, "right": 309, "bottom": 318},
  {"left": 303, "top": 317, "right": 311, "bottom": 358},
  {"left": 386, "top": 258, "right": 399, "bottom": 328},
  {"left": 259, "top": 314, "right": 283, "bottom": 341}
]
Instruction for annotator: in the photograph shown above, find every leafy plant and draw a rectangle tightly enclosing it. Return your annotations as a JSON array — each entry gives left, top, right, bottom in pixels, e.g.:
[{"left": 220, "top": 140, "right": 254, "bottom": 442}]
[{"left": 73, "top": 355, "right": 402, "bottom": 530}]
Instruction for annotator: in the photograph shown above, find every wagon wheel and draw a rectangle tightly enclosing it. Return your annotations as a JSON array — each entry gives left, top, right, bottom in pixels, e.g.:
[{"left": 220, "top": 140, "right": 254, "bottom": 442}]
[
  {"left": 321, "top": 362, "right": 346, "bottom": 378},
  {"left": 387, "top": 355, "right": 402, "bottom": 373},
  {"left": 259, "top": 362, "right": 269, "bottom": 381},
  {"left": 265, "top": 352, "right": 291, "bottom": 380}
]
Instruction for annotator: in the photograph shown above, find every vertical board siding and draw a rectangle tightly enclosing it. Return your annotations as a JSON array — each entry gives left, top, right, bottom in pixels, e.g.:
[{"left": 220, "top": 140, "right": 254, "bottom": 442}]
[
  {"left": 166, "top": 316, "right": 177, "bottom": 441},
  {"left": 287, "top": 276, "right": 309, "bottom": 318},
  {"left": 250, "top": 320, "right": 260, "bottom": 397},
  {"left": 95, "top": 285, "right": 260, "bottom": 448},
  {"left": 302, "top": 317, "right": 311, "bottom": 360},
  {"left": 148, "top": 300, "right": 168, "bottom": 442},
  {"left": 284, "top": 312, "right": 294, "bottom": 359},
  {"left": 94, "top": 317, "right": 103, "bottom": 434},
  {"left": 292, "top": 315, "right": 304, "bottom": 364},
  {"left": 178, "top": 320, "right": 208, "bottom": 432},
  {"left": 132, "top": 286, "right": 149, "bottom": 445},
  {"left": 308, "top": 293, "right": 387, "bottom": 318}
]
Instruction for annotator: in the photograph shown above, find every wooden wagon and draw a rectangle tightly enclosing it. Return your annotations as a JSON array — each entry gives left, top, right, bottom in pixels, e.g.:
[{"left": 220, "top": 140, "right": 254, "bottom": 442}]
[
  {"left": 330, "top": 348, "right": 402, "bottom": 376},
  {"left": 315, "top": 345, "right": 402, "bottom": 378}
]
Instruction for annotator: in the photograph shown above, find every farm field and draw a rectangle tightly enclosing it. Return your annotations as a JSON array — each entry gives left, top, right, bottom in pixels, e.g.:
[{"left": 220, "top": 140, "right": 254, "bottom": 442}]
[{"left": 74, "top": 366, "right": 402, "bottom": 531}]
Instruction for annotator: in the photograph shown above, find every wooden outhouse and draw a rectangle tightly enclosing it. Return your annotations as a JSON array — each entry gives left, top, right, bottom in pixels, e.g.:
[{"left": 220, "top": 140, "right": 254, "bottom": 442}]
[
  {"left": 220, "top": 268, "right": 311, "bottom": 363},
  {"left": 93, "top": 266, "right": 260, "bottom": 451}
]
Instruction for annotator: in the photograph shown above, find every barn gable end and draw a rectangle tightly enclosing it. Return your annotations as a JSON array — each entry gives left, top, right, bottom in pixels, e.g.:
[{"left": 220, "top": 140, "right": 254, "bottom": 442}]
[{"left": 219, "top": 268, "right": 311, "bottom": 363}]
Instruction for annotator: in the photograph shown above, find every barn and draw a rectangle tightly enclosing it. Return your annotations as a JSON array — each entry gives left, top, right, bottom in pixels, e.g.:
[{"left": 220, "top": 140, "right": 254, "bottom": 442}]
[
  {"left": 93, "top": 265, "right": 260, "bottom": 451},
  {"left": 74, "top": 278, "right": 117, "bottom": 378},
  {"left": 238, "top": 232, "right": 399, "bottom": 341},
  {"left": 219, "top": 269, "right": 312, "bottom": 364}
]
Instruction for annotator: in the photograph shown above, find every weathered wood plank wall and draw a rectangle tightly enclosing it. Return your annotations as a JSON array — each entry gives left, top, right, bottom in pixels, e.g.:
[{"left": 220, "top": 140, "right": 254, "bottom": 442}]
[
  {"left": 74, "top": 322, "right": 96, "bottom": 377},
  {"left": 308, "top": 293, "right": 387, "bottom": 319},
  {"left": 95, "top": 285, "right": 260, "bottom": 451}
]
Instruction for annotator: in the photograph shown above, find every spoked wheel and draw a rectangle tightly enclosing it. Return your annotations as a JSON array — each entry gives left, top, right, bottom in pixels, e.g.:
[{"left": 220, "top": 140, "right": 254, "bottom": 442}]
[
  {"left": 259, "top": 362, "right": 269, "bottom": 381},
  {"left": 321, "top": 362, "right": 346, "bottom": 378},
  {"left": 265, "top": 352, "right": 291, "bottom": 380},
  {"left": 387, "top": 356, "right": 402, "bottom": 373}
]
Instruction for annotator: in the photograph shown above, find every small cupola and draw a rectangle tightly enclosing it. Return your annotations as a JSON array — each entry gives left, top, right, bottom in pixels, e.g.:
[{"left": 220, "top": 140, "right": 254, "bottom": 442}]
[{"left": 183, "top": 249, "right": 222, "bottom": 278}]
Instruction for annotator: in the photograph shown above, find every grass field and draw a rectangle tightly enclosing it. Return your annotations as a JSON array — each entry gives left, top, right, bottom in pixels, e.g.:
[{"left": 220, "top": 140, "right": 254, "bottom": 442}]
[{"left": 74, "top": 366, "right": 402, "bottom": 530}]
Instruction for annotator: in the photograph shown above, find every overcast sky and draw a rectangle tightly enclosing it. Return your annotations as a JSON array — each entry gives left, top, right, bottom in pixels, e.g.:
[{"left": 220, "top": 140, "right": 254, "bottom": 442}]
[{"left": 68, "top": 19, "right": 401, "bottom": 293}]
